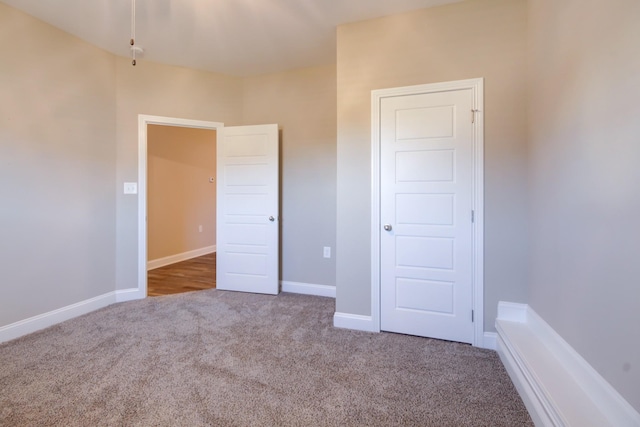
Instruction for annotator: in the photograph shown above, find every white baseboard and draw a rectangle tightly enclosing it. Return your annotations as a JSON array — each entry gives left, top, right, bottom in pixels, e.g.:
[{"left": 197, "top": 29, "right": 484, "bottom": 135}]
[
  {"left": 0, "top": 291, "right": 117, "bottom": 344},
  {"left": 281, "top": 281, "right": 336, "bottom": 298},
  {"left": 333, "top": 312, "right": 378, "bottom": 332},
  {"left": 332, "top": 313, "right": 498, "bottom": 347},
  {"left": 0, "top": 288, "right": 148, "bottom": 344},
  {"left": 482, "top": 331, "right": 497, "bottom": 350},
  {"left": 496, "top": 301, "right": 640, "bottom": 427},
  {"left": 115, "top": 287, "right": 145, "bottom": 302},
  {"left": 147, "top": 245, "right": 216, "bottom": 270}
]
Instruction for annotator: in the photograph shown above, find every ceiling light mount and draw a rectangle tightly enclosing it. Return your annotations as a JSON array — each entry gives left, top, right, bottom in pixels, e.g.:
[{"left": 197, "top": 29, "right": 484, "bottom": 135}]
[{"left": 131, "top": 45, "right": 145, "bottom": 64}]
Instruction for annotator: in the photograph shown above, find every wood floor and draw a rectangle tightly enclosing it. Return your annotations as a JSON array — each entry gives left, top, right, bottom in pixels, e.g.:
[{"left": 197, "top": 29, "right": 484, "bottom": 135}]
[{"left": 147, "top": 253, "right": 216, "bottom": 297}]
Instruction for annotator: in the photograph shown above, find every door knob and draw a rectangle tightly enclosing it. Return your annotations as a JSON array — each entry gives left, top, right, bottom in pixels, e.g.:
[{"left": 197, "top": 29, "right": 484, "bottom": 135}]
[
  {"left": 269, "top": 216, "right": 275, "bottom": 222},
  {"left": 383, "top": 224, "right": 392, "bottom": 231}
]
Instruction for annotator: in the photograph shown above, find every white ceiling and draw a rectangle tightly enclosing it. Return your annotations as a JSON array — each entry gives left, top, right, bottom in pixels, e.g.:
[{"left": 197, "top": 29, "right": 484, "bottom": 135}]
[{"left": 2, "top": 0, "right": 462, "bottom": 76}]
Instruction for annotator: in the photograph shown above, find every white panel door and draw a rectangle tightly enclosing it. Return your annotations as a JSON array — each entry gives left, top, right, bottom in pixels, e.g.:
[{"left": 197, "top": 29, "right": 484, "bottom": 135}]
[
  {"left": 380, "top": 89, "right": 474, "bottom": 343},
  {"left": 217, "top": 124, "right": 279, "bottom": 295}
]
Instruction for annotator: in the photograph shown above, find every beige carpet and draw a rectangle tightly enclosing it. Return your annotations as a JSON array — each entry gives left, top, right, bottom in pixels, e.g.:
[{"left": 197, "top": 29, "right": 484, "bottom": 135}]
[{"left": 0, "top": 290, "right": 532, "bottom": 426}]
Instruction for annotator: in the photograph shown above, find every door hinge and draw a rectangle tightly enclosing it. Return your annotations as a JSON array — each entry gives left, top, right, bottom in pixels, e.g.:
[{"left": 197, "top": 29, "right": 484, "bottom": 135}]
[
  {"left": 472, "top": 310, "right": 475, "bottom": 322},
  {"left": 471, "top": 210, "right": 475, "bottom": 223}
]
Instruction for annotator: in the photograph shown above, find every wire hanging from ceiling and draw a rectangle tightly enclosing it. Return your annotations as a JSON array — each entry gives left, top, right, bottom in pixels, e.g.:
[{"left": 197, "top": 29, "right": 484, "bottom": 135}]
[{"left": 130, "top": 0, "right": 137, "bottom": 66}]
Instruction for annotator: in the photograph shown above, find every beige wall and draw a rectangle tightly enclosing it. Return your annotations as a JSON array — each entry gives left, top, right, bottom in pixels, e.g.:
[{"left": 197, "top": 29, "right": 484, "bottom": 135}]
[
  {"left": 242, "top": 65, "right": 337, "bottom": 286},
  {"left": 336, "top": 0, "right": 529, "bottom": 330},
  {"left": 147, "top": 126, "right": 217, "bottom": 261},
  {"left": 115, "top": 58, "right": 243, "bottom": 290},
  {"left": 527, "top": 0, "right": 640, "bottom": 411},
  {"left": 0, "top": 3, "right": 117, "bottom": 325}
]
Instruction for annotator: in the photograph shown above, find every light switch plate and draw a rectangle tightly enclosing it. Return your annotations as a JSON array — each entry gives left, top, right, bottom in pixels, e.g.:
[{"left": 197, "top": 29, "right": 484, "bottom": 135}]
[{"left": 124, "top": 182, "right": 138, "bottom": 194}]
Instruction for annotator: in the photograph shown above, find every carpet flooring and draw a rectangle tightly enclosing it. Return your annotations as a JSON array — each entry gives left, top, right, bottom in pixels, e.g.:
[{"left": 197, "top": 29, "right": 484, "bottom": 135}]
[{"left": 0, "top": 290, "right": 532, "bottom": 426}]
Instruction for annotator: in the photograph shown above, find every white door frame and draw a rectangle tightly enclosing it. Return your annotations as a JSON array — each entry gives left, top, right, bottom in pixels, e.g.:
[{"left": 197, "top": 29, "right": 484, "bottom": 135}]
[
  {"left": 371, "top": 78, "right": 485, "bottom": 346},
  {"left": 137, "top": 115, "right": 223, "bottom": 298}
]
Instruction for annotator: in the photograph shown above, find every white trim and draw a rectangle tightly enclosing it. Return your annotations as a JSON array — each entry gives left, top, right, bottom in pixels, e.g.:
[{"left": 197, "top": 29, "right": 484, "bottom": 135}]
[
  {"left": 482, "top": 331, "right": 497, "bottom": 350},
  {"left": 0, "top": 288, "right": 156, "bottom": 343},
  {"left": 370, "top": 79, "right": 485, "bottom": 346},
  {"left": 115, "top": 287, "right": 144, "bottom": 302},
  {"left": 147, "top": 245, "right": 216, "bottom": 271},
  {"left": 496, "top": 302, "right": 640, "bottom": 427},
  {"left": 281, "top": 281, "right": 336, "bottom": 298},
  {"left": 138, "top": 115, "right": 223, "bottom": 299},
  {"left": 333, "top": 312, "right": 377, "bottom": 332},
  {"left": 497, "top": 329, "right": 554, "bottom": 427},
  {"left": 497, "top": 301, "right": 528, "bottom": 322},
  {"left": 370, "top": 85, "right": 382, "bottom": 333},
  {"left": 0, "top": 292, "right": 117, "bottom": 343}
]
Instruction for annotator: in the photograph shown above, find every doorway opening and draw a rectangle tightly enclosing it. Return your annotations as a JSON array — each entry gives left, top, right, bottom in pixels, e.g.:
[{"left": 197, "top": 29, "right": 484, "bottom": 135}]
[
  {"left": 146, "top": 124, "right": 217, "bottom": 296},
  {"left": 137, "top": 115, "right": 223, "bottom": 298}
]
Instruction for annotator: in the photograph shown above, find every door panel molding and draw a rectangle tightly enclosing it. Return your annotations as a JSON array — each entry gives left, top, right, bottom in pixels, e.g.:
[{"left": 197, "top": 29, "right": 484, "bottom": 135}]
[
  {"left": 216, "top": 124, "right": 279, "bottom": 295},
  {"left": 371, "top": 79, "right": 484, "bottom": 346}
]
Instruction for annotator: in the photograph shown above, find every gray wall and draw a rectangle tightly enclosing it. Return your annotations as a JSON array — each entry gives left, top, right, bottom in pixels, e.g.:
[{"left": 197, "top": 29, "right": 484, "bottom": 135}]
[
  {"left": 335, "top": 0, "right": 529, "bottom": 331},
  {"left": 527, "top": 0, "right": 640, "bottom": 411},
  {"left": 242, "top": 65, "right": 337, "bottom": 287},
  {"left": 114, "top": 59, "right": 337, "bottom": 292},
  {"left": 115, "top": 58, "right": 243, "bottom": 291},
  {"left": 0, "top": 4, "right": 117, "bottom": 325}
]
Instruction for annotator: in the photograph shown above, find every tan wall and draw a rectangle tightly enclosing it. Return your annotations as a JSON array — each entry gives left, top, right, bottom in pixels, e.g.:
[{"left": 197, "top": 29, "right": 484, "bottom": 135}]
[
  {"left": 115, "top": 58, "right": 243, "bottom": 290},
  {"left": 527, "top": 0, "right": 640, "bottom": 411},
  {"left": 242, "top": 65, "right": 337, "bottom": 286},
  {"left": 0, "top": 3, "right": 117, "bottom": 325},
  {"left": 147, "top": 126, "right": 217, "bottom": 261},
  {"left": 335, "top": 0, "right": 529, "bottom": 330}
]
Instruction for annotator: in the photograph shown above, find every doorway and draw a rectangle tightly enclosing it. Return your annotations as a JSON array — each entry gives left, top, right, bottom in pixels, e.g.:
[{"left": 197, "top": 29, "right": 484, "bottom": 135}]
[
  {"left": 137, "top": 117, "right": 280, "bottom": 298},
  {"left": 146, "top": 124, "right": 217, "bottom": 296},
  {"left": 371, "top": 79, "right": 485, "bottom": 346},
  {"left": 137, "top": 116, "right": 223, "bottom": 298}
]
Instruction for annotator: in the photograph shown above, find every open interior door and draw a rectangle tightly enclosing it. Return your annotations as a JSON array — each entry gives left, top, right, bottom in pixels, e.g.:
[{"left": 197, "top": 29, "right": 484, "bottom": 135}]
[{"left": 216, "top": 124, "right": 279, "bottom": 295}]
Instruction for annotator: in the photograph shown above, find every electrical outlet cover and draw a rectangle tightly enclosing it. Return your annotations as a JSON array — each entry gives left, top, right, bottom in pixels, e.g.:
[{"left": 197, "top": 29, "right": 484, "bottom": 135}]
[{"left": 124, "top": 182, "right": 138, "bottom": 194}]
